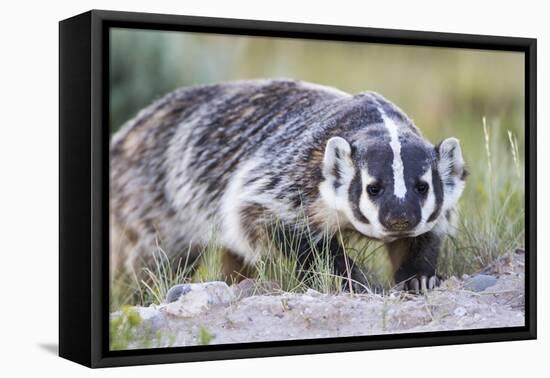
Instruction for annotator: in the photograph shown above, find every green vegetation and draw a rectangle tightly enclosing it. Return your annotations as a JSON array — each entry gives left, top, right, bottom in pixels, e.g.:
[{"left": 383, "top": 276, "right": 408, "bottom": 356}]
[
  {"left": 198, "top": 326, "right": 215, "bottom": 345},
  {"left": 109, "top": 28, "right": 524, "bottom": 307},
  {"left": 438, "top": 118, "right": 524, "bottom": 277},
  {"left": 109, "top": 305, "right": 143, "bottom": 351},
  {"left": 110, "top": 304, "right": 175, "bottom": 350}
]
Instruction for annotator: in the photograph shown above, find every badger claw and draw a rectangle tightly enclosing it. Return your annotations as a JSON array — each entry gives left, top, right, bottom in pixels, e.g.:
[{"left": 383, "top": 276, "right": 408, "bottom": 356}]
[
  {"left": 408, "top": 278, "right": 420, "bottom": 293},
  {"left": 428, "top": 275, "right": 438, "bottom": 289},
  {"left": 400, "top": 274, "right": 441, "bottom": 294}
]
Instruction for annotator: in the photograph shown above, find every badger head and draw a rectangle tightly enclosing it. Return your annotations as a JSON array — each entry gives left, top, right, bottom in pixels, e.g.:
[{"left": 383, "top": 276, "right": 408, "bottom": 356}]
[{"left": 319, "top": 115, "right": 467, "bottom": 242}]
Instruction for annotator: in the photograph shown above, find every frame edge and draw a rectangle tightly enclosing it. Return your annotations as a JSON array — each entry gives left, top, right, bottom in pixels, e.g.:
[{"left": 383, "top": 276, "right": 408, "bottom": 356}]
[
  {"left": 78, "top": 9, "right": 537, "bottom": 368},
  {"left": 59, "top": 11, "right": 93, "bottom": 368}
]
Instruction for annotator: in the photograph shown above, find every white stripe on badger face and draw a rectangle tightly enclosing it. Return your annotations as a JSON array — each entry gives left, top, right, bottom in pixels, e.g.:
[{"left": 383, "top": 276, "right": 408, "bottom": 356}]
[
  {"left": 409, "top": 167, "right": 439, "bottom": 237},
  {"left": 381, "top": 113, "right": 407, "bottom": 199},
  {"left": 418, "top": 168, "right": 436, "bottom": 226}
]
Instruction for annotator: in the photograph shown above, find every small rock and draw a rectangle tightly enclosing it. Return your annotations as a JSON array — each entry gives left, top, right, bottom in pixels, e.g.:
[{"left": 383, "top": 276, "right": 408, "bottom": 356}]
[
  {"left": 454, "top": 307, "right": 467, "bottom": 317},
  {"left": 165, "top": 284, "right": 191, "bottom": 303},
  {"left": 464, "top": 274, "right": 497, "bottom": 292},
  {"left": 165, "top": 281, "right": 234, "bottom": 317}
]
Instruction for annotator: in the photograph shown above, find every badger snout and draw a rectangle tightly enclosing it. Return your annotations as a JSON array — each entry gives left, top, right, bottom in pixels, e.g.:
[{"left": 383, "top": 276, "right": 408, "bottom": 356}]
[
  {"left": 387, "top": 218, "right": 412, "bottom": 231},
  {"left": 380, "top": 205, "right": 421, "bottom": 233}
]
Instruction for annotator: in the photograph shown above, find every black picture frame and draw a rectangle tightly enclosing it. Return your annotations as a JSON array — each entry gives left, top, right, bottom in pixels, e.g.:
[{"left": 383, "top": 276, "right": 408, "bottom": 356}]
[{"left": 59, "top": 9, "right": 537, "bottom": 368}]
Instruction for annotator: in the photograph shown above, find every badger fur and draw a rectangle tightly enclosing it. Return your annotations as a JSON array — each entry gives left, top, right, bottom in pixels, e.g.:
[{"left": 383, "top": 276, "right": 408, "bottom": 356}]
[{"left": 110, "top": 79, "right": 467, "bottom": 292}]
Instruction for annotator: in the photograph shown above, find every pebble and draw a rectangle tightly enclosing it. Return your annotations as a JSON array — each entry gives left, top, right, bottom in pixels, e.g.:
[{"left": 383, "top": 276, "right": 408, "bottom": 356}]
[
  {"left": 454, "top": 307, "right": 467, "bottom": 317},
  {"left": 165, "top": 284, "right": 192, "bottom": 303},
  {"left": 464, "top": 274, "right": 498, "bottom": 292},
  {"left": 164, "top": 281, "right": 234, "bottom": 317}
]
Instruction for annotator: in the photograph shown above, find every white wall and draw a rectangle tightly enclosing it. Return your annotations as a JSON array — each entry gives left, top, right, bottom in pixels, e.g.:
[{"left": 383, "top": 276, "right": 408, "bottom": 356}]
[{"left": 0, "top": 0, "right": 545, "bottom": 376}]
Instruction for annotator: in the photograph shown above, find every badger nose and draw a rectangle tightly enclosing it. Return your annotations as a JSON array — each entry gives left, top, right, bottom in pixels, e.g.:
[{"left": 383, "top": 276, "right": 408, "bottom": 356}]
[
  {"left": 380, "top": 203, "right": 420, "bottom": 232},
  {"left": 388, "top": 218, "right": 411, "bottom": 231}
]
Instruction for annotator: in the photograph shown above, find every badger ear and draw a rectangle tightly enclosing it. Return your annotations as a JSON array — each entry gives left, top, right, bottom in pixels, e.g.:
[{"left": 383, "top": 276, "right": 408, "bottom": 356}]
[
  {"left": 322, "top": 137, "right": 354, "bottom": 183},
  {"left": 437, "top": 137, "right": 467, "bottom": 208}
]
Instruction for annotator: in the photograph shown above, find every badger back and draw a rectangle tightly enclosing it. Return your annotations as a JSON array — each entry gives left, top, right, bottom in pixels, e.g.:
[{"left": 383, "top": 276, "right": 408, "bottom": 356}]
[{"left": 110, "top": 80, "right": 355, "bottom": 224}]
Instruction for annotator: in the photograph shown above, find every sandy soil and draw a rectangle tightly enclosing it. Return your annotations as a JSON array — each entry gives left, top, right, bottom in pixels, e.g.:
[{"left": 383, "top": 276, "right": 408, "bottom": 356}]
[{"left": 117, "top": 249, "right": 525, "bottom": 349}]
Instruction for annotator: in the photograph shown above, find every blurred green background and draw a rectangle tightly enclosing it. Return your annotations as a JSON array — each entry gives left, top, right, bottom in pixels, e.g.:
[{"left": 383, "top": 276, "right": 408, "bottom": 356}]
[
  {"left": 110, "top": 28, "right": 524, "bottom": 148},
  {"left": 110, "top": 27, "right": 525, "bottom": 289}
]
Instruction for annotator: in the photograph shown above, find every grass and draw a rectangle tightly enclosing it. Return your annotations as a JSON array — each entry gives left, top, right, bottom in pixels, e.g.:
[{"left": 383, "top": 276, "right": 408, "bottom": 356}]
[
  {"left": 110, "top": 241, "right": 199, "bottom": 310},
  {"left": 437, "top": 118, "right": 524, "bottom": 277},
  {"left": 110, "top": 117, "right": 524, "bottom": 310}
]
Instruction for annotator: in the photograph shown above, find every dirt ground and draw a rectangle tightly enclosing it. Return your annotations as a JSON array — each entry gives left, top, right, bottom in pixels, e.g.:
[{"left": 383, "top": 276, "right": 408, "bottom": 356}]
[{"left": 117, "top": 249, "right": 525, "bottom": 349}]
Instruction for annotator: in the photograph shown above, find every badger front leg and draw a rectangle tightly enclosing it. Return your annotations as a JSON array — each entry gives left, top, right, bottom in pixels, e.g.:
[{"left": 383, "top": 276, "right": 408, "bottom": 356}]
[
  {"left": 330, "top": 238, "right": 372, "bottom": 293},
  {"left": 283, "top": 233, "right": 369, "bottom": 293},
  {"left": 387, "top": 231, "right": 442, "bottom": 293}
]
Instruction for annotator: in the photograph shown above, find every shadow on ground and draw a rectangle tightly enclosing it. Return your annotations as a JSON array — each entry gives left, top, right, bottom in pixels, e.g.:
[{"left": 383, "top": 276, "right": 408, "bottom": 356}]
[{"left": 38, "top": 343, "right": 58, "bottom": 355}]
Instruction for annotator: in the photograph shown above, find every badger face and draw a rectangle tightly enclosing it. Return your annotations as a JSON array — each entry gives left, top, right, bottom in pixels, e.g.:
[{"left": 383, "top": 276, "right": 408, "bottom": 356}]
[{"left": 320, "top": 118, "right": 466, "bottom": 242}]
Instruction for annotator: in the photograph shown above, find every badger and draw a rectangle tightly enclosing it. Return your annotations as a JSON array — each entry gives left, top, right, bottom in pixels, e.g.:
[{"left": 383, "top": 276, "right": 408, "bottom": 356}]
[{"left": 110, "top": 79, "right": 467, "bottom": 292}]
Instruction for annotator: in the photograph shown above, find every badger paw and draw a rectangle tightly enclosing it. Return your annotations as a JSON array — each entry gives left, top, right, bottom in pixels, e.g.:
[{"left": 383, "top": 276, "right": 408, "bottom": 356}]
[{"left": 396, "top": 274, "right": 441, "bottom": 294}]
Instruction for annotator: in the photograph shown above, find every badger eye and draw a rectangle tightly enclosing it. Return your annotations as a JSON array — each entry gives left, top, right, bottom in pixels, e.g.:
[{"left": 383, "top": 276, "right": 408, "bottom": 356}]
[
  {"left": 415, "top": 181, "right": 429, "bottom": 195},
  {"left": 366, "top": 183, "right": 383, "bottom": 197}
]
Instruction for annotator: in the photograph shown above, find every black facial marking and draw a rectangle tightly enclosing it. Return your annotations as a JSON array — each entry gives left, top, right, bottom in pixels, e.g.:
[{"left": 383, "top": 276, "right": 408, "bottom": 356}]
[
  {"left": 361, "top": 105, "right": 384, "bottom": 125},
  {"left": 427, "top": 163, "right": 444, "bottom": 223},
  {"left": 332, "top": 160, "right": 342, "bottom": 190},
  {"left": 348, "top": 171, "right": 369, "bottom": 224},
  {"left": 364, "top": 143, "right": 393, "bottom": 186}
]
